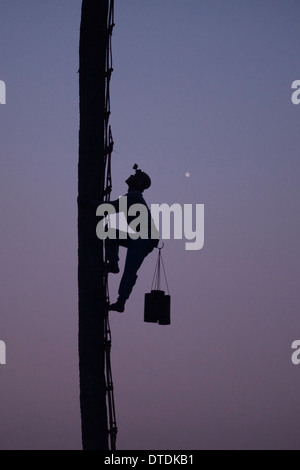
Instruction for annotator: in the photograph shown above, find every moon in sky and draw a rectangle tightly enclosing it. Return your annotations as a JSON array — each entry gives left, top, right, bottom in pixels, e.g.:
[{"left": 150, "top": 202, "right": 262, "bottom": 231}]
[{"left": 185, "top": 172, "right": 190, "bottom": 178}]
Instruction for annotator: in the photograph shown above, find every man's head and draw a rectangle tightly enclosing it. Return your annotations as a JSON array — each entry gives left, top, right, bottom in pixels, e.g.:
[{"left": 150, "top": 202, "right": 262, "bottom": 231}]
[{"left": 126, "top": 165, "right": 151, "bottom": 192}]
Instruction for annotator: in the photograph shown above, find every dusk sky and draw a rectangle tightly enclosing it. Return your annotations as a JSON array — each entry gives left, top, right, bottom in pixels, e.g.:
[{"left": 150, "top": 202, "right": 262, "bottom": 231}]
[{"left": 1, "top": 0, "right": 300, "bottom": 450}]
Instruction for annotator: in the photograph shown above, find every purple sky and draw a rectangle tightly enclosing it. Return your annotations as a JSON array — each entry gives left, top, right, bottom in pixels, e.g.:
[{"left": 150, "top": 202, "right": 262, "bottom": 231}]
[{"left": 1, "top": 0, "right": 300, "bottom": 450}]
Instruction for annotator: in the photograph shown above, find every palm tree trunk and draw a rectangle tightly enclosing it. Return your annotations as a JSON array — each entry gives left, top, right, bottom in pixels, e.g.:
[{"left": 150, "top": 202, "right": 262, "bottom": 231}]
[{"left": 78, "top": 0, "right": 109, "bottom": 451}]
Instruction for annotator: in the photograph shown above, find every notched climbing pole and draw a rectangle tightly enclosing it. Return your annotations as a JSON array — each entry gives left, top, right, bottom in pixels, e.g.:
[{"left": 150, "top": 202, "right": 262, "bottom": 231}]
[{"left": 78, "top": 0, "right": 117, "bottom": 451}]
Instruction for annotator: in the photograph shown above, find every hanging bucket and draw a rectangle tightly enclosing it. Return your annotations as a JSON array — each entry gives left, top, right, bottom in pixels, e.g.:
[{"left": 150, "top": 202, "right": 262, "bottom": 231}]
[
  {"left": 144, "top": 290, "right": 171, "bottom": 325},
  {"left": 144, "top": 245, "right": 171, "bottom": 326}
]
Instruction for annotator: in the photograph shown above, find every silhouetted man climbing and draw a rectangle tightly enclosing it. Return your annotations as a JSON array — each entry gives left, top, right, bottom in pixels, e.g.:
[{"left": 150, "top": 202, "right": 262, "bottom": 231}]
[{"left": 105, "top": 165, "right": 159, "bottom": 313}]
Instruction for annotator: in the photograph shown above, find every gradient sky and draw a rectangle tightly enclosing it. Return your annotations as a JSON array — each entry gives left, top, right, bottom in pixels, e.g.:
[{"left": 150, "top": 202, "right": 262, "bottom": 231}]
[{"left": 1, "top": 0, "right": 300, "bottom": 450}]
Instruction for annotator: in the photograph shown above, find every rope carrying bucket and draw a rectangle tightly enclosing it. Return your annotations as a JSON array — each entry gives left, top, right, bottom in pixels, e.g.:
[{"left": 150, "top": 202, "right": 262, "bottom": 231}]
[{"left": 144, "top": 244, "right": 171, "bottom": 326}]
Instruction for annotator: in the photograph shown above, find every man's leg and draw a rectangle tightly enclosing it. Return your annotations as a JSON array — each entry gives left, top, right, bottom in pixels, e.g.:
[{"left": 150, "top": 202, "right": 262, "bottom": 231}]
[
  {"left": 105, "top": 230, "right": 129, "bottom": 273},
  {"left": 118, "top": 246, "right": 145, "bottom": 301},
  {"left": 110, "top": 240, "right": 154, "bottom": 312}
]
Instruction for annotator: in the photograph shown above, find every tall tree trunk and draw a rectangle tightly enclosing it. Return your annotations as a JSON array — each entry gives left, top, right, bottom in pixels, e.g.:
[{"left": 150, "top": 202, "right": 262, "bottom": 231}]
[{"left": 78, "top": 0, "right": 109, "bottom": 451}]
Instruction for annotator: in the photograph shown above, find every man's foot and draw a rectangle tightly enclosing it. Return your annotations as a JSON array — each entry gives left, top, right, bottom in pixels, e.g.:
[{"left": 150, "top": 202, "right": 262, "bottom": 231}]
[
  {"left": 109, "top": 297, "right": 126, "bottom": 313},
  {"left": 106, "top": 262, "right": 120, "bottom": 274}
]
